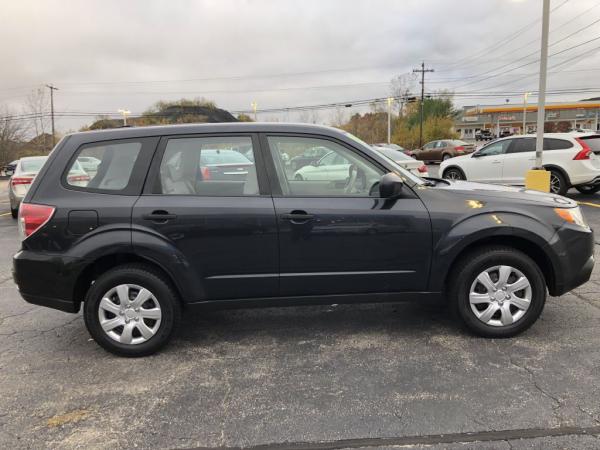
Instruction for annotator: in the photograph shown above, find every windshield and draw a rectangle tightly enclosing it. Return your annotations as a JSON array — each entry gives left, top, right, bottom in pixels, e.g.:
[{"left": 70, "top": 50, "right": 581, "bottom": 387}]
[{"left": 19, "top": 157, "right": 47, "bottom": 173}]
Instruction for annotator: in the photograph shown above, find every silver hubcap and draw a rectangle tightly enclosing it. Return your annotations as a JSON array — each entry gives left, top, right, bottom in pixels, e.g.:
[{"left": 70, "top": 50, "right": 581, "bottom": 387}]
[
  {"left": 98, "top": 284, "right": 162, "bottom": 345},
  {"left": 550, "top": 173, "right": 561, "bottom": 194},
  {"left": 446, "top": 170, "right": 461, "bottom": 180},
  {"left": 469, "top": 265, "right": 532, "bottom": 327}
]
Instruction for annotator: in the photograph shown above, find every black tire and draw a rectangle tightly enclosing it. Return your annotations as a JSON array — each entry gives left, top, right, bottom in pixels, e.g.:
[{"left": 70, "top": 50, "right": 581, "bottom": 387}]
[
  {"left": 83, "top": 264, "right": 181, "bottom": 357},
  {"left": 549, "top": 169, "right": 568, "bottom": 196},
  {"left": 442, "top": 154, "right": 451, "bottom": 161},
  {"left": 10, "top": 207, "right": 18, "bottom": 219},
  {"left": 442, "top": 167, "right": 466, "bottom": 180},
  {"left": 294, "top": 173, "right": 304, "bottom": 181},
  {"left": 449, "top": 246, "right": 546, "bottom": 338},
  {"left": 410, "top": 154, "right": 417, "bottom": 159},
  {"left": 575, "top": 184, "right": 600, "bottom": 195}
]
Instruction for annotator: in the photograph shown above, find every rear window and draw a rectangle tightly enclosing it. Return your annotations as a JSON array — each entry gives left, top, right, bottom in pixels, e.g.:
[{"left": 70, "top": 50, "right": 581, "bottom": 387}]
[
  {"left": 199, "top": 149, "right": 252, "bottom": 165},
  {"left": 20, "top": 158, "right": 47, "bottom": 173},
  {"left": 451, "top": 140, "right": 469, "bottom": 146},
  {"left": 65, "top": 141, "right": 142, "bottom": 191},
  {"left": 579, "top": 136, "right": 600, "bottom": 152}
]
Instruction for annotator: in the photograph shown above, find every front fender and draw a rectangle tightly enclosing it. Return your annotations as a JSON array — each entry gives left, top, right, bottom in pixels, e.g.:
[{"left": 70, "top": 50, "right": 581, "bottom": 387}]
[{"left": 429, "top": 211, "right": 560, "bottom": 292}]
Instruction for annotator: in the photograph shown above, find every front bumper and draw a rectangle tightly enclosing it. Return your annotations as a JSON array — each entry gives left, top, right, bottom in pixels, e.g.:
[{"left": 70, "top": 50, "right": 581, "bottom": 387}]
[{"left": 549, "top": 224, "right": 595, "bottom": 296}]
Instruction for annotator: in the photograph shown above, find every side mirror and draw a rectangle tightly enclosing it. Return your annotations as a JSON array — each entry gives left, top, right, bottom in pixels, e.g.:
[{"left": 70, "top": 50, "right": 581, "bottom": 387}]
[{"left": 379, "top": 173, "right": 404, "bottom": 198}]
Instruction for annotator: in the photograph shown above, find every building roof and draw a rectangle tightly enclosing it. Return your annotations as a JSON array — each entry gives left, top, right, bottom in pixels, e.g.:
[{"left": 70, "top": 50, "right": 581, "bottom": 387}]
[{"left": 465, "top": 100, "right": 600, "bottom": 116}]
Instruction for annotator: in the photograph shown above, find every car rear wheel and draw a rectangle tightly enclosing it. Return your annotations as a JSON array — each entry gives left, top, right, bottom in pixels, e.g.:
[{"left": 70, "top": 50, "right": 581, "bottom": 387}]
[
  {"left": 442, "top": 168, "right": 465, "bottom": 181},
  {"left": 10, "top": 207, "right": 18, "bottom": 219},
  {"left": 294, "top": 174, "right": 304, "bottom": 181},
  {"left": 549, "top": 170, "right": 568, "bottom": 196},
  {"left": 83, "top": 264, "right": 181, "bottom": 357},
  {"left": 575, "top": 184, "right": 600, "bottom": 195},
  {"left": 450, "top": 246, "right": 546, "bottom": 338},
  {"left": 442, "top": 154, "right": 451, "bottom": 161}
]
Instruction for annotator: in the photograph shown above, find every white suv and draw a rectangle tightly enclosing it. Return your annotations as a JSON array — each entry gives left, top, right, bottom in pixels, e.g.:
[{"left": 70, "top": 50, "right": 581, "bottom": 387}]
[{"left": 439, "top": 133, "right": 600, "bottom": 195}]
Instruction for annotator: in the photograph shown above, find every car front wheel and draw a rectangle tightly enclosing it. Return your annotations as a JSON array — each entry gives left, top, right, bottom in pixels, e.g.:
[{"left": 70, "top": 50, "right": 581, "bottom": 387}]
[
  {"left": 83, "top": 264, "right": 181, "bottom": 357},
  {"left": 549, "top": 170, "right": 568, "bottom": 196},
  {"left": 450, "top": 246, "right": 546, "bottom": 338},
  {"left": 442, "top": 168, "right": 465, "bottom": 180}
]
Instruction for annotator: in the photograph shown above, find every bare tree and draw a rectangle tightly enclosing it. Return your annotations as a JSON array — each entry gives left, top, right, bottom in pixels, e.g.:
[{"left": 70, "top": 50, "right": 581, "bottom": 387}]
[
  {"left": 390, "top": 73, "right": 417, "bottom": 116},
  {"left": 330, "top": 107, "right": 347, "bottom": 127},
  {"left": 25, "top": 88, "right": 51, "bottom": 150},
  {"left": 0, "top": 106, "right": 26, "bottom": 165}
]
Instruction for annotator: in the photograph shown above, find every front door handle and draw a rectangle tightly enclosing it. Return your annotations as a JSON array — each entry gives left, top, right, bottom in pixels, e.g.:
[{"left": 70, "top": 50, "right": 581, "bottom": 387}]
[
  {"left": 281, "top": 210, "right": 314, "bottom": 223},
  {"left": 492, "top": 160, "right": 502, "bottom": 164},
  {"left": 142, "top": 210, "right": 177, "bottom": 222}
]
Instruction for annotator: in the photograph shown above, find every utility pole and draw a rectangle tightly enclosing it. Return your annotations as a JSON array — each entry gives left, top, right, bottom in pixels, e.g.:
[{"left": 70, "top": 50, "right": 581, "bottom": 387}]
[
  {"left": 251, "top": 101, "right": 258, "bottom": 121},
  {"left": 118, "top": 109, "right": 131, "bottom": 126},
  {"left": 413, "top": 62, "right": 434, "bottom": 148},
  {"left": 45, "top": 84, "right": 58, "bottom": 147},
  {"left": 387, "top": 97, "right": 393, "bottom": 144},
  {"left": 534, "top": 0, "right": 550, "bottom": 169}
]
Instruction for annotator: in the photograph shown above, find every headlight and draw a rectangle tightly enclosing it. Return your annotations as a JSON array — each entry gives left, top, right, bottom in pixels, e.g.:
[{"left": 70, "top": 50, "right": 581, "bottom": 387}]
[{"left": 554, "top": 206, "right": 588, "bottom": 229}]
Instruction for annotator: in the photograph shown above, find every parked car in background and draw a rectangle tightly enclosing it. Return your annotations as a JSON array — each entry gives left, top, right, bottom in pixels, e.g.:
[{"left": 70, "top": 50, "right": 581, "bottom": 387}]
[
  {"left": 12, "top": 124, "right": 595, "bottom": 356},
  {"left": 499, "top": 130, "right": 513, "bottom": 138},
  {"left": 8, "top": 156, "right": 48, "bottom": 218},
  {"left": 410, "top": 139, "right": 476, "bottom": 163},
  {"left": 77, "top": 156, "right": 101, "bottom": 174},
  {"left": 9, "top": 157, "right": 89, "bottom": 218},
  {"left": 475, "top": 129, "right": 493, "bottom": 141},
  {"left": 3, "top": 160, "right": 18, "bottom": 176},
  {"left": 372, "top": 143, "right": 405, "bottom": 152},
  {"left": 289, "top": 146, "right": 329, "bottom": 171},
  {"left": 439, "top": 133, "right": 600, "bottom": 195},
  {"left": 293, "top": 150, "right": 350, "bottom": 181},
  {"left": 372, "top": 146, "right": 428, "bottom": 177}
]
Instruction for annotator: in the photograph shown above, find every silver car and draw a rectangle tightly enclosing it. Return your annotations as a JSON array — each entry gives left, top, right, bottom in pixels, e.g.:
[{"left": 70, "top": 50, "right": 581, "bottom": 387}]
[
  {"left": 8, "top": 157, "right": 89, "bottom": 218},
  {"left": 372, "top": 146, "right": 429, "bottom": 177}
]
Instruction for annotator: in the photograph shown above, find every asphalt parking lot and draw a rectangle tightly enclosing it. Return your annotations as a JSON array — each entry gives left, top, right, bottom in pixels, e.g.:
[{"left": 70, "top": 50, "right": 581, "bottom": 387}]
[{"left": 1, "top": 176, "right": 600, "bottom": 449}]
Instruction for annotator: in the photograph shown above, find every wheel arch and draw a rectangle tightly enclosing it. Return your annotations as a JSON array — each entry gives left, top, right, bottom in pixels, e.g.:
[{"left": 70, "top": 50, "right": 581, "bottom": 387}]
[
  {"left": 542, "top": 164, "right": 571, "bottom": 186},
  {"left": 73, "top": 253, "right": 187, "bottom": 308},
  {"left": 441, "top": 165, "right": 466, "bottom": 179}
]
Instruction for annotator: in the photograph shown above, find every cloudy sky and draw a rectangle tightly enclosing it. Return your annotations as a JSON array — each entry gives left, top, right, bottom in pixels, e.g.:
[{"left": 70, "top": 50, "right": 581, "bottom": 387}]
[{"left": 1, "top": 0, "right": 599, "bottom": 132}]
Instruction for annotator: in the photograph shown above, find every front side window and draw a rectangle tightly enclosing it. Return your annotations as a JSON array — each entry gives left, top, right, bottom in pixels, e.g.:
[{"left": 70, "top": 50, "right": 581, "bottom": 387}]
[
  {"left": 66, "top": 141, "right": 142, "bottom": 190},
  {"left": 477, "top": 139, "right": 512, "bottom": 157},
  {"left": 158, "top": 136, "right": 258, "bottom": 196},
  {"left": 267, "top": 136, "right": 383, "bottom": 197},
  {"left": 509, "top": 138, "right": 535, "bottom": 154}
]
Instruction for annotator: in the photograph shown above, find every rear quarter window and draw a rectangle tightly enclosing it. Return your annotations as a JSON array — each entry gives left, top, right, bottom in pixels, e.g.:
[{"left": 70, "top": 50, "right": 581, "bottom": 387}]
[
  {"left": 544, "top": 138, "right": 574, "bottom": 150},
  {"left": 62, "top": 138, "right": 157, "bottom": 195}
]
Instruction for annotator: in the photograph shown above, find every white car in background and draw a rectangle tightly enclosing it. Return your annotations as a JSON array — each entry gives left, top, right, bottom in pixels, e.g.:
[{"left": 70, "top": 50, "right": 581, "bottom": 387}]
[
  {"left": 372, "top": 145, "right": 429, "bottom": 177},
  {"left": 439, "top": 133, "right": 600, "bottom": 195},
  {"left": 293, "top": 151, "right": 350, "bottom": 181}
]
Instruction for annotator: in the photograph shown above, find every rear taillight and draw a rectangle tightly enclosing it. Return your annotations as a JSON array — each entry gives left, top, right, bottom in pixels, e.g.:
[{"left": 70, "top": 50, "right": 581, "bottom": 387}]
[
  {"left": 200, "top": 166, "right": 211, "bottom": 180},
  {"left": 417, "top": 165, "right": 428, "bottom": 173},
  {"left": 18, "top": 203, "right": 55, "bottom": 240},
  {"left": 67, "top": 174, "right": 90, "bottom": 183},
  {"left": 11, "top": 176, "right": 33, "bottom": 186},
  {"left": 574, "top": 138, "right": 592, "bottom": 160},
  {"left": 455, "top": 146, "right": 465, "bottom": 152}
]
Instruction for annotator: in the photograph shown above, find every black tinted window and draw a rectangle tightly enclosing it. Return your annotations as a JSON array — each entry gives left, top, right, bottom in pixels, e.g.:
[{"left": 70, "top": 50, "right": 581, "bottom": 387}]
[
  {"left": 509, "top": 138, "right": 535, "bottom": 153},
  {"left": 545, "top": 138, "right": 573, "bottom": 150},
  {"left": 478, "top": 139, "right": 512, "bottom": 156}
]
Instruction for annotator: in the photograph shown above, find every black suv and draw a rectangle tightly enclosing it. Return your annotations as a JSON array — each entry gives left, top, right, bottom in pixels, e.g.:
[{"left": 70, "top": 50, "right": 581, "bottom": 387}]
[{"left": 13, "top": 124, "right": 594, "bottom": 356}]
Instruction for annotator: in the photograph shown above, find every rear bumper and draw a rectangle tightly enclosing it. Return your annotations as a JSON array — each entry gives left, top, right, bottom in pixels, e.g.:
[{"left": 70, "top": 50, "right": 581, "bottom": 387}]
[
  {"left": 13, "top": 250, "right": 86, "bottom": 313},
  {"left": 549, "top": 224, "right": 595, "bottom": 296}
]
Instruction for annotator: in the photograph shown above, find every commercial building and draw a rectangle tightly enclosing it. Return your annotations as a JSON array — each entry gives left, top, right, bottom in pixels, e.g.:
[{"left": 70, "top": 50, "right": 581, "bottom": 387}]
[{"left": 454, "top": 100, "right": 600, "bottom": 139}]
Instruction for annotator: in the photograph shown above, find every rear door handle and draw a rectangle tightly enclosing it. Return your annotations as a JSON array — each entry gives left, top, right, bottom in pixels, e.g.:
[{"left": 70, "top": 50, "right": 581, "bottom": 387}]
[
  {"left": 142, "top": 211, "right": 177, "bottom": 222},
  {"left": 281, "top": 211, "right": 314, "bottom": 222},
  {"left": 492, "top": 160, "right": 502, "bottom": 164}
]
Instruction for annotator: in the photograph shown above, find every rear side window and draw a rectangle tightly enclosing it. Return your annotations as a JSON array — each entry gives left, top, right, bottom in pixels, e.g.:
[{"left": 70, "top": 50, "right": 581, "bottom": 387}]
[
  {"left": 157, "top": 136, "right": 259, "bottom": 196},
  {"left": 66, "top": 141, "right": 142, "bottom": 190},
  {"left": 544, "top": 138, "right": 573, "bottom": 150}
]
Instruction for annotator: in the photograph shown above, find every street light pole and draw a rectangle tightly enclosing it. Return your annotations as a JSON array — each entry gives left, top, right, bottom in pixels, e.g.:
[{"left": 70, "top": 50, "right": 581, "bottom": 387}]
[
  {"left": 387, "top": 97, "right": 393, "bottom": 144},
  {"left": 413, "top": 62, "right": 434, "bottom": 148},
  {"left": 534, "top": 0, "right": 550, "bottom": 169},
  {"left": 118, "top": 109, "right": 131, "bottom": 126},
  {"left": 251, "top": 101, "right": 258, "bottom": 121},
  {"left": 522, "top": 92, "right": 531, "bottom": 134}
]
